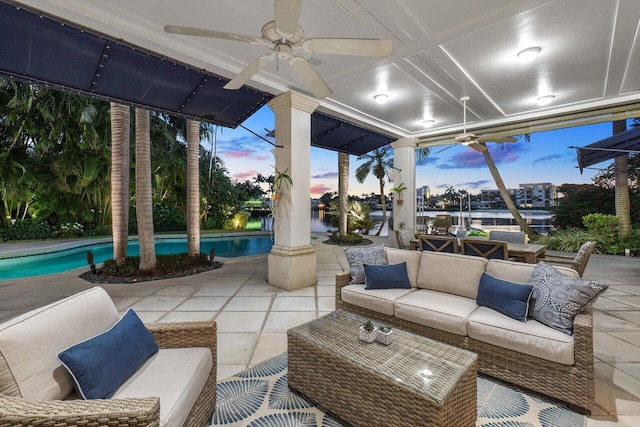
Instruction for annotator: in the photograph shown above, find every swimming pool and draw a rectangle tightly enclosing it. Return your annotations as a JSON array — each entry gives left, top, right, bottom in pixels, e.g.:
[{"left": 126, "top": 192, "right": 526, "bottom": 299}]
[{"left": 0, "top": 235, "right": 274, "bottom": 280}]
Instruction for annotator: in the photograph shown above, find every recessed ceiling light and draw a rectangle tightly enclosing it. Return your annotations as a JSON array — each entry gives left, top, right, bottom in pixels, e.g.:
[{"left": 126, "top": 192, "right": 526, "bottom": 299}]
[
  {"left": 517, "top": 47, "right": 541, "bottom": 63},
  {"left": 422, "top": 119, "right": 435, "bottom": 128},
  {"left": 537, "top": 95, "right": 555, "bottom": 106},
  {"left": 373, "top": 93, "right": 389, "bottom": 104}
]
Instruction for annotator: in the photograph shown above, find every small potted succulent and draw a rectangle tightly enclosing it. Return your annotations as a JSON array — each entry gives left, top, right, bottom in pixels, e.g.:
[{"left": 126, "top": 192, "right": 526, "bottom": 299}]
[
  {"left": 359, "top": 320, "right": 378, "bottom": 343},
  {"left": 376, "top": 325, "right": 394, "bottom": 345}
]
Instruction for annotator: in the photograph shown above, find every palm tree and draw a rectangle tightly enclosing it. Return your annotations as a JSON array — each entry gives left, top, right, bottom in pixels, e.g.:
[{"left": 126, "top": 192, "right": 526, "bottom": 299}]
[
  {"left": 338, "top": 152, "right": 349, "bottom": 236},
  {"left": 135, "top": 108, "right": 156, "bottom": 270},
  {"left": 613, "top": 120, "right": 631, "bottom": 239},
  {"left": 109, "top": 102, "right": 130, "bottom": 264},
  {"left": 477, "top": 141, "right": 537, "bottom": 239},
  {"left": 355, "top": 146, "right": 393, "bottom": 236},
  {"left": 186, "top": 119, "right": 200, "bottom": 256}
]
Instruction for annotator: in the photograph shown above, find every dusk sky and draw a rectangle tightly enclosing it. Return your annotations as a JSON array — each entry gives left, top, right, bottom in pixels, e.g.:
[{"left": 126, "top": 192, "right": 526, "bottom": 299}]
[{"left": 212, "top": 105, "right": 617, "bottom": 197}]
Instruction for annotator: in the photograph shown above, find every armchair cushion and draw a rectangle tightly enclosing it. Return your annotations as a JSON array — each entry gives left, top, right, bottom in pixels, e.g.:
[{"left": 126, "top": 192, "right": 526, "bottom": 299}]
[
  {"left": 0, "top": 286, "right": 120, "bottom": 400},
  {"left": 58, "top": 309, "right": 159, "bottom": 399}
]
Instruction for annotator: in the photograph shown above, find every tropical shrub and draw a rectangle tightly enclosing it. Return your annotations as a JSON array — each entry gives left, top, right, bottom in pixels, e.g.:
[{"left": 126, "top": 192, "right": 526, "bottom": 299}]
[
  {"left": 0, "top": 219, "right": 52, "bottom": 241},
  {"left": 225, "top": 211, "right": 251, "bottom": 230},
  {"left": 329, "top": 232, "right": 364, "bottom": 245},
  {"left": 153, "top": 202, "right": 186, "bottom": 232},
  {"left": 582, "top": 213, "right": 619, "bottom": 237},
  {"left": 102, "top": 253, "right": 213, "bottom": 277},
  {"left": 54, "top": 221, "right": 85, "bottom": 238}
]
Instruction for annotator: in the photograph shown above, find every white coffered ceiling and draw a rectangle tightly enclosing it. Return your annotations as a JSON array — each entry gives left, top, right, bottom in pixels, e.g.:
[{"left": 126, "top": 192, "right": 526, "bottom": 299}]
[{"left": 11, "top": 0, "right": 640, "bottom": 143}]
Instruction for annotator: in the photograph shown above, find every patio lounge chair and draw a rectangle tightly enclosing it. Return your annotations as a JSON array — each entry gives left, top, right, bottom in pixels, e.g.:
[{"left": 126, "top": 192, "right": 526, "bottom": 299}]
[
  {"left": 460, "top": 238, "right": 509, "bottom": 260},
  {"left": 538, "top": 241, "right": 596, "bottom": 277},
  {"left": 419, "top": 235, "right": 459, "bottom": 253}
]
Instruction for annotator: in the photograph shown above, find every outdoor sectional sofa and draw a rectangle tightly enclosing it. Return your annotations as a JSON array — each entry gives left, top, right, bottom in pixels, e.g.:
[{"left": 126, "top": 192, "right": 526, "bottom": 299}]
[
  {"left": 0, "top": 287, "right": 216, "bottom": 427},
  {"left": 335, "top": 247, "right": 595, "bottom": 414}
]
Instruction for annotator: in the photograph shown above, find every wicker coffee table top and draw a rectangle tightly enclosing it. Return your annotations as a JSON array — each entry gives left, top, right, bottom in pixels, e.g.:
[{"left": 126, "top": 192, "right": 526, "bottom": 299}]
[{"left": 288, "top": 310, "right": 477, "bottom": 403}]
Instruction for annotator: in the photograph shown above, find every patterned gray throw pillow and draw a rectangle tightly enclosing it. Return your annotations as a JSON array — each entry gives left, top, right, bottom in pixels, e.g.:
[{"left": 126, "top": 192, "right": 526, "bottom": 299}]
[
  {"left": 527, "top": 261, "right": 608, "bottom": 335},
  {"left": 344, "top": 245, "right": 387, "bottom": 284}
]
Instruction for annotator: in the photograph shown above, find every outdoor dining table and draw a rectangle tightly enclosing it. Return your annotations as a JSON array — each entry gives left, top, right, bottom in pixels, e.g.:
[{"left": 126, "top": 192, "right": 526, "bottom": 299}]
[{"left": 505, "top": 242, "right": 546, "bottom": 264}]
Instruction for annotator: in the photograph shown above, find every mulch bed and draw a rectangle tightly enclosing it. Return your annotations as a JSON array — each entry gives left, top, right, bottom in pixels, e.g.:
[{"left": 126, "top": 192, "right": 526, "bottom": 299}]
[{"left": 79, "top": 261, "right": 224, "bottom": 284}]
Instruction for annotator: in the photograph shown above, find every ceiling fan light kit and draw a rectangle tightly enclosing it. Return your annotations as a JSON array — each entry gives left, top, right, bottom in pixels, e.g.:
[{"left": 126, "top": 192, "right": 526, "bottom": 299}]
[{"left": 164, "top": 0, "right": 392, "bottom": 99}]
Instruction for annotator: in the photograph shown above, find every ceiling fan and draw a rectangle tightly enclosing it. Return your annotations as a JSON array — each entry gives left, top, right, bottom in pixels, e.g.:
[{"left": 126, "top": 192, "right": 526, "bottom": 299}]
[
  {"left": 164, "top": 0, "right": 392, "bottom": 99},
  {"left": 451, "top": 96, "right": 516, "bottom": 151}
]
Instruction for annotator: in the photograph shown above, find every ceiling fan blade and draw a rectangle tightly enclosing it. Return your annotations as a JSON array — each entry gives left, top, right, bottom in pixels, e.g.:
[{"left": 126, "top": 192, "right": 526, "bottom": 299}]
[
  {"left": 288, "top": 55, "right": 332, "bottom": 98},
  {"left": 303, "top": 38, "right": 392, "bottom": 57},
  {"left": 275, "top": 0, "right": 303, "bottom": 36},
  {"left": 224, "top": 53, "right": 275, "bottom": 90},
  {"left": 468, "top": 142, "right": 488, "bottom": 152},
  {"left": 164, "top": 25, "right": 260, "bottom": 44}
]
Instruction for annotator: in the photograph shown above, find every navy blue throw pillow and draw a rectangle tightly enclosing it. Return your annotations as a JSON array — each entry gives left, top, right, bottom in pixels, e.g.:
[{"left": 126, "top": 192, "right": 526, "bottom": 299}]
[
  {"left": 364, "top": 262, "right": 411, "bottom": 290},
  {"left": 58, "top": 309, "right": 159, "bottom": 399},
  {"left": 477, "top": 273, "right": 534, "bottom": 322}
]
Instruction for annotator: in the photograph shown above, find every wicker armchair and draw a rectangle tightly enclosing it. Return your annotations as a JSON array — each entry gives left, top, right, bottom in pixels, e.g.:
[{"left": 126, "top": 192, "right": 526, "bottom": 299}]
[
  {"left": 0, "top": 321, "right": 216, "bottom": 427},
  {"left": 538, "top": 241, "right": 596, "bottom": 277}
]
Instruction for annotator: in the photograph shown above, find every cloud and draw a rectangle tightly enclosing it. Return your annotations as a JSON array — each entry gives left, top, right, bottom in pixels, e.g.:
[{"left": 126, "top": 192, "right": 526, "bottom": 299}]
[
  {"left": 312, "top": 172, "right": 338, "bottom": 179},
  {"left": 437, "top": 144, "right": 525, "bottom": 169},
  {"left": 310, "top": 184, "right": 333, "bottom": 196},
  {"left": 532, "top": 153, "right": 574, "bottom": 164},
  {"left": 233, "top": 170, "right": 258, "bottom": 181},
  {"left": 456, "top": 179, "right": 491, "bottom": 189},
  {"left": 216, "top": 135, "right": 272, "bottom": 161},
  {"left": 436, "top": 183, "right": 451, "bottom": 189}
]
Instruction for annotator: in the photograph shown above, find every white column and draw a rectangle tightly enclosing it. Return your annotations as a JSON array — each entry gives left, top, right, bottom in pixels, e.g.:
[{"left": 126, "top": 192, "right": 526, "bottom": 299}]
[
  {"left": 391, "top": 137, "right": 417, "bottom": 231},
  {"left": 267, "top": 91, "right": 319, "bottom": 290}
]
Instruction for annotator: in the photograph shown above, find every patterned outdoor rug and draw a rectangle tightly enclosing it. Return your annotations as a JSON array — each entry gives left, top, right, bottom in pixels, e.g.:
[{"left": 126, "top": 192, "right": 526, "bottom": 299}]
[{"left": 211, "top": 354, "right": 585, "bottom": 426}]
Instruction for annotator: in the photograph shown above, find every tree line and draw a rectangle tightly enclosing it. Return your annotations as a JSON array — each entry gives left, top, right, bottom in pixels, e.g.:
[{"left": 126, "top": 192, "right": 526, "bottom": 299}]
[{"left": 0, "top": 79, "right": 264, "bottom": 238}]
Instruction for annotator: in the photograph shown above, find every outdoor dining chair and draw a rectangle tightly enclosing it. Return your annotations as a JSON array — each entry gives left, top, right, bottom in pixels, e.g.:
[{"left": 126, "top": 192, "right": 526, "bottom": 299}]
[
  {"left": 419, "top": 235, "right": 459, "bottom": 253},
  {"left": 538, "top": 241, "right": 596, "bottom": 277},
  {"left": 460, "top": 239, "right": 509, "bottom": 260},
  {"left": 488, "top": 230, "right": 526, "bottom": 244}
]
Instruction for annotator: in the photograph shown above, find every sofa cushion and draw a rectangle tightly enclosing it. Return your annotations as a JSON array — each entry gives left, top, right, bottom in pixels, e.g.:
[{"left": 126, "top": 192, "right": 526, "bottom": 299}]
[
  {"left": 477, "top": 273, "right": 533, "bottom": 322},
  {"left": 417, "top": 252, "right": 487, "bottom": 299},
  {"left": 528, "top": 262, "right": 608, "bottom": 335},
  {"left": 0, "top": 286, "right": 120, "bottom": 400},
  {"left": 394, "top": 290, "right": 478, "bottom": 336},
  {"left": 385, "top": 247, "right": 421, "bottom": 287},
  {"left": 113, "top": 347, "right": 212, "bottom": 427},
  {"left": 344, "top": 245, "right": 386, "bottom": 284},
  {"left": 485, "top": 259, "right": 578, "bottom": 284},
  {"left": 364, "top": 262, "right": 411, "bottom": 290},
  {"left": 341, "top": 284, "right": 415, "bottom": 316},
  {"left": 58, "top": 309, "right": 159, "bottom": 399},
  {"left": 468, "top": 306, "right": 575, "bottom": 365}
]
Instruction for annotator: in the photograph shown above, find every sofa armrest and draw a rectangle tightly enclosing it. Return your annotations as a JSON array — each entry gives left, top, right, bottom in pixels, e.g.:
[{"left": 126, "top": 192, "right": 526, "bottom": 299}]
[
  {"left": 335, "top": 271, "right": 351, "bottom": 303},
  {"left": 572, "top": 304, "right": 593, "bottom": 368},
  {"left": 0, "top": 395, "right": 160, "bottom": 427},
  {"left": 146, "top": 321, "right": 216, "bottom": 358}
]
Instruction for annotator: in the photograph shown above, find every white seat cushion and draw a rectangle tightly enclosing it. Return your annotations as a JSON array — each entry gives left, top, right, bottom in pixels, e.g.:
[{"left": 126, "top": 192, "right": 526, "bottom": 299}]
[
  {"left": 113, "top": 347, "right": 212, "bottom": 427},
  {"left": 341, "top": 284, "right": 416, "bottom": 316},
  {"left": 0, "top": 287, "right": 120, "bottom": 400},
  {"left": 468, "top": 306, "right": 575, "bottom": 365},
  {"left": 417, "top": 252, "right": 487, "bottom": 299},
  {"left": 384, "top": 247, "right": 421, "bottom": 287},
  {"left": 394, "top": 290, "right": 477, "bottom": 336}
]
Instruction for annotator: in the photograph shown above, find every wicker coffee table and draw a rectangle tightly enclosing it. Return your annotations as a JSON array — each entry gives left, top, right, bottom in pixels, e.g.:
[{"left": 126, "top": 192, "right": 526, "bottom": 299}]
[{"left": 287, "top": 310, "right": 477, "bottom": 427}]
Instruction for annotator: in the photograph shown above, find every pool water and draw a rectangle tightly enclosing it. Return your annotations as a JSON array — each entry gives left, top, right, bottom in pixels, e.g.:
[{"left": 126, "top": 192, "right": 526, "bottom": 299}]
[{"left": 0, "top": 236, "right": 273, "bottom": 280}]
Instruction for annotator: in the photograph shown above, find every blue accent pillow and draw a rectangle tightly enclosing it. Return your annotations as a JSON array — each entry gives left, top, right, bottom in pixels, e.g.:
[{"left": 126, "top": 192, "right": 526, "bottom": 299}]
[
  {"left": 58, "top": 309, "right": 159, "bottom": 399},
  {"left": 477, "top": 273, "right": 534, "bottom": 322},
  {"left": 364, "top": 262, "right": 411, "bottom": 290}
]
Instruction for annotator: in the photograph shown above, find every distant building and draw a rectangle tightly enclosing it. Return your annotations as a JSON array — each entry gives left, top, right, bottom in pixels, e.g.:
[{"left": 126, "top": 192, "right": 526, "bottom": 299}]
[
  {"left": 479, "top": 189, "right": 515, "bottom": 209},
  {"left": 516, "top": 183, "right": 555, "bottom": 208},
  {"left": 416, "top": 185, "right": 430, "bottom": 199}
]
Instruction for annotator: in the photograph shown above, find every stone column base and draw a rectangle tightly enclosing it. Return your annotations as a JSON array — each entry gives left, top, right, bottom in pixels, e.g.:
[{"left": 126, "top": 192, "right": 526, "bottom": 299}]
[{"left": 268, "top": 245, "right": 316, "bottom": 291}]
